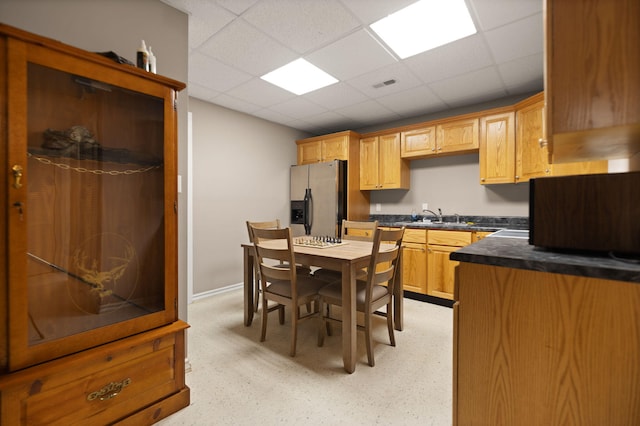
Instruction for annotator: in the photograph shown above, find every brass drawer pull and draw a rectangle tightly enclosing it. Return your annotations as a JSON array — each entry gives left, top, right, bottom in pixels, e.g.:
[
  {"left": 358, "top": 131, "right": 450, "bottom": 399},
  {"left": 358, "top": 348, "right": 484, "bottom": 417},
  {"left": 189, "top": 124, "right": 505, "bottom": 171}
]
[{"left": 87, "top": 378, "right": 131, "bottom": 401}]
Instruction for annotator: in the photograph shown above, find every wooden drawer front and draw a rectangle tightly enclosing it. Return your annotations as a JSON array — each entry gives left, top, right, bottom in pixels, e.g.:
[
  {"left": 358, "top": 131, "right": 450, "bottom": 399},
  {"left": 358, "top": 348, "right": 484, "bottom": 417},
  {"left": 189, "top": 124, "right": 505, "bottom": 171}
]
[
  {"left": 402, "top": 228, "right": 427, "bottom": 244},
  {"left": 1, "top": 325, "right": 185, "bottom": 425},
  {"left": 428, "top": 230, "right": 472, "bottom": 247}
]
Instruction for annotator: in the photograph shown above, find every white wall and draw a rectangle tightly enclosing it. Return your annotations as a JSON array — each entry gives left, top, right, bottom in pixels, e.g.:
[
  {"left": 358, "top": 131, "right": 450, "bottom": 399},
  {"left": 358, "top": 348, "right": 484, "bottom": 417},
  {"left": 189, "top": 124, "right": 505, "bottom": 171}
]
[
  {"left": 0, "top": 0, "right": 190, "bottom": 318},
  {"left": 370, "top": 154, "right": 530, "bottom": 216},
  {"left": 189, "top": 98, "right": 309, "bottom": 294}
]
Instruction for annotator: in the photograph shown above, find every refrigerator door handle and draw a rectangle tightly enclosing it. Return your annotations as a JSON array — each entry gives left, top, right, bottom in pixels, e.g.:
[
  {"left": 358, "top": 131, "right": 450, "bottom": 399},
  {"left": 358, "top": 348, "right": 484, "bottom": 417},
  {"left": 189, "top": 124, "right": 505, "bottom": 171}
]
[{"left": 304, "top": 188, "right": 313, "bottom": 235}]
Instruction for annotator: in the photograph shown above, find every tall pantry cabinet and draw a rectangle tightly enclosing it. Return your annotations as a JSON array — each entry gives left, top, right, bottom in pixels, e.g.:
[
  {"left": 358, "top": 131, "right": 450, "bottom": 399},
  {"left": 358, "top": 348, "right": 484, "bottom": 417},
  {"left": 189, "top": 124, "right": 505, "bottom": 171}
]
[{"left": 0, "top": 24, "right": 189, "bottom": 424}]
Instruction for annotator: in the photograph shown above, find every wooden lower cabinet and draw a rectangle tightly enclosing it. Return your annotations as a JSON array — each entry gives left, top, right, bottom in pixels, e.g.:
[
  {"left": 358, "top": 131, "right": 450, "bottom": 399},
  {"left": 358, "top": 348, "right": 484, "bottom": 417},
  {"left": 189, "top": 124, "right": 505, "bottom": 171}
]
[
  {"left": 454, "top": 263, "right": 640, "bottom": 424},
  {"left": 0, "top": 321, "right": 189, "bottom": 425},
  {"left": 401, "top": 229, "right": 427, "bottom": 294},
  {"left": 427, "top": 230, "right": 472, "bottom": 300}
]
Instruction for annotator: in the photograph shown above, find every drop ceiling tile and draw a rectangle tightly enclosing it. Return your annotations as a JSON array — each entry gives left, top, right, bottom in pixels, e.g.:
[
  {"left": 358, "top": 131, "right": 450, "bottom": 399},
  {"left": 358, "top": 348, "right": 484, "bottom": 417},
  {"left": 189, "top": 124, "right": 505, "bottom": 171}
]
[
  {"left": 404, "top": 34, "right": 494, "bottom": 84},
  {"left": 378, "top": 86, "right": 448, "bottom": 117},
  {"left": 335, "top": 99, "right": 401, "bottom": 123},
  {"left": 188, "top": 10, "right": 235, "bottom": 49},
  {"left": 214, "top": 0, "right": 260, "bottom": 15},
  {"left": 242, "top": 0, "right": 360, "bottom": 53},
  {"left": 339, "top": 0, "right": 418, "bottom": 25},
  {"left": 189, "top": 52, "right": 253, "bottom": 91},
  {"left": 429, "top": 67, "right": 507, "bottom": 107},
  {"left": 306, "top": 29, "right": 396, "bottom": 81},
  {"left": 251, "top": 108, "right": 297, "bottom": 125},
  {"left": 197, "top": 19, "right": 297, "bottom": 76},
  {"left": 484, "top": 13, "right": 543, "bottom": 64},
  {"left": 269, "top": 97, "right": 329, "bottom": 120},
  {"left": 188, "top": 82, "right": 221, "bottom": 102},
  {"left": 346, "top": 62, "right": 422, "bottom": 98},
  {"left": 302, "top": 82, "right": 369, "bottom": 110},
  {"left": 226, "top": 78, "right": 296, "bottom": 108},
  {"left": 209, "top": 93, "right": 262, "bottom": 115},
  {"left": 497, "top": 53, "right": 544, "bottom": 93},
  {"left": 469, "top": 0, "right": 542, "bottom": 31}
]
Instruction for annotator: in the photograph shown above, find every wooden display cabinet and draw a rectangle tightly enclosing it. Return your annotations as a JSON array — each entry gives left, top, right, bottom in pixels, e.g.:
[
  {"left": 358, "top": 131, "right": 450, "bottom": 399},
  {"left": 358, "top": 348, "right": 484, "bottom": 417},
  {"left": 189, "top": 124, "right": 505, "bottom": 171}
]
[{"left": 0, "top": 24, "right": 189, "bottom": 424}]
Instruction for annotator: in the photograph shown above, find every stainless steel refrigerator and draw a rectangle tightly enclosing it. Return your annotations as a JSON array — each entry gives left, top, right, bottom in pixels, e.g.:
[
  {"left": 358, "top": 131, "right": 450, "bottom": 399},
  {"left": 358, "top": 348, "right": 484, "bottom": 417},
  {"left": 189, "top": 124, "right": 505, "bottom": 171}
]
[{"left": 290, "top": 160, "right": 346, "bottom": 237}]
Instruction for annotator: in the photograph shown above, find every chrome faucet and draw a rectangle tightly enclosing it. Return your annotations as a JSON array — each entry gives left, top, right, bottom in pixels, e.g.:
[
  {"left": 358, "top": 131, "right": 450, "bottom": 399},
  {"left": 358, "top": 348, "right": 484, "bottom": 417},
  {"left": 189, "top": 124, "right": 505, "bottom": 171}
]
[{"left": 422, "top": 208, "right": 443, "bottom": 223}]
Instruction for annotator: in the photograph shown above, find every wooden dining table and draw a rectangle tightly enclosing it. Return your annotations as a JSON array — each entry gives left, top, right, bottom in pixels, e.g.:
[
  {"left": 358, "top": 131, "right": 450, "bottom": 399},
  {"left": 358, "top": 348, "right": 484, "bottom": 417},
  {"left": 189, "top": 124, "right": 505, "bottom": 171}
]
[{"left": 241, "top": 239, "right": 403, "bottom": 374}]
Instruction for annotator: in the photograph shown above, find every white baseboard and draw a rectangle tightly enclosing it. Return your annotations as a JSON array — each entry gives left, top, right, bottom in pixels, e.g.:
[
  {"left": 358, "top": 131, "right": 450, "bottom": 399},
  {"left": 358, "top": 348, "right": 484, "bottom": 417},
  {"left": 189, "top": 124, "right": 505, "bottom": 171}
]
[{"left": 191, "top": 282, "right": 243, "bottom": 302}]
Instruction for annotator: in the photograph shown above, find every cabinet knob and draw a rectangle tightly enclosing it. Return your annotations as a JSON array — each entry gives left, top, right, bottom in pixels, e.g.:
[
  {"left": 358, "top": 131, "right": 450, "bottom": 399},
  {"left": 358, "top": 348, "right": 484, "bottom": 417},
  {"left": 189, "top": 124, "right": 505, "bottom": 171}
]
[{"left": 538, "top": 138, "right": 548, "bottom": 148}]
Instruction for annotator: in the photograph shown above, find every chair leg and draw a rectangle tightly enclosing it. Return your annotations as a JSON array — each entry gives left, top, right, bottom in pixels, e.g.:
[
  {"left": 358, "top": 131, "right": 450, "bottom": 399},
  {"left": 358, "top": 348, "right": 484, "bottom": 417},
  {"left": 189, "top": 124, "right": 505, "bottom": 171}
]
[
  {"left": 290, "top": 303, "right": 298, "bottom": 357},
  {"left": 325, "top": 305, "right": 333, "bottom": 336},
  {"left": 278, "top": 304, "right": 285, "bottom": 324},
  {"left": 386, "top": 302, "right": 396, "bottom": 347},
  {"left": 260, "top": 297, "right": 268, "bottom": 342},
  {"left": 317, "top": 300, "right": 325, "bottom": 347},
  {"left": 365, "top": 310, "right": 374, "bottom": 367},
  {"left": 253, "top": 271, "right": 260, "bottom": 313}
]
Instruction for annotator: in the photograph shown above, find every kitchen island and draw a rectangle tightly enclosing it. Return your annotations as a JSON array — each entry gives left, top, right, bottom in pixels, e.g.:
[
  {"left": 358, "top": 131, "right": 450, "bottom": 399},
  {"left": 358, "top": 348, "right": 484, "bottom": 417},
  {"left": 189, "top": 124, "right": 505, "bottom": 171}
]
[{"left": 451, "top": 237, "right": 640, "bottom": 425}]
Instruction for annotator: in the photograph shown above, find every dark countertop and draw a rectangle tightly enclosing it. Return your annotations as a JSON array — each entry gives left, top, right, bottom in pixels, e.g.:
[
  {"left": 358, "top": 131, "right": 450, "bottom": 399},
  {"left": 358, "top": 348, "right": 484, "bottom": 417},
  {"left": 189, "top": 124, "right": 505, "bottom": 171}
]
[
  {"left": 372, "top": 214, "right": 528, "bottom": 233},
  {"left": 451, "top": 236, "right": 640, "bottom": 283}
]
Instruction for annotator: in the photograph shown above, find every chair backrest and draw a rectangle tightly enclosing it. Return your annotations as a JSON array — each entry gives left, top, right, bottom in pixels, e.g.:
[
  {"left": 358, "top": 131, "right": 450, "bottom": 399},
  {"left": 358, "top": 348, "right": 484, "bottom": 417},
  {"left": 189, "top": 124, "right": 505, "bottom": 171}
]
[
  {"left": 341, "top": 219, "right": 378, "bottom": 241},
  {"left": 250, "top": 226, "right": 297, "bottom": 291},
  {"left": 246, "top": 219, "right": 281, "bottom": 243},
  {"left": 365, "top": 227, "right": 405, "bottom": 301}
]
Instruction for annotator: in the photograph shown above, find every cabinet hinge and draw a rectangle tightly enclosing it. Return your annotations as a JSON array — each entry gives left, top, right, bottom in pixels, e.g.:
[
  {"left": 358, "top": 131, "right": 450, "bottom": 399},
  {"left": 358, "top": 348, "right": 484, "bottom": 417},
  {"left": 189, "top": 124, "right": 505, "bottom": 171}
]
[
  {"left": 174, "top": 92, "right": 178, "bottom": 111},
  {"left": 174, "top": 200, "right": 178, "bottom": 213}
]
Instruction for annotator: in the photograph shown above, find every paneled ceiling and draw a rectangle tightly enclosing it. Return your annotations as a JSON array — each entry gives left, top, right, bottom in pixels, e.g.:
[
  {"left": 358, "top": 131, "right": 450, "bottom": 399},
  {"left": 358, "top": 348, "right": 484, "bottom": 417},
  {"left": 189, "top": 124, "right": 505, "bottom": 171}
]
[{"left": 161, "top": 0, "right": 543, "bottom": 135}]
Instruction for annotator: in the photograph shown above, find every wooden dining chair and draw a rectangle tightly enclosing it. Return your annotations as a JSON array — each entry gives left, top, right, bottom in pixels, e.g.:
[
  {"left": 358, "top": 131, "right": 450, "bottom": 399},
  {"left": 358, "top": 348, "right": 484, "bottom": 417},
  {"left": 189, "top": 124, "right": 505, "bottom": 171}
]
[
  {"left": 312, "top": 219, "right": 378, "bottom": 282},
  {"left": 246, "top": 219, "right": 282, "bottom": 313},
  {"left": 317, "top": 226, "right": 405, "bottom": 367},
  {"left": 251, "top": 226, "right": 328, "bottom": 357}
]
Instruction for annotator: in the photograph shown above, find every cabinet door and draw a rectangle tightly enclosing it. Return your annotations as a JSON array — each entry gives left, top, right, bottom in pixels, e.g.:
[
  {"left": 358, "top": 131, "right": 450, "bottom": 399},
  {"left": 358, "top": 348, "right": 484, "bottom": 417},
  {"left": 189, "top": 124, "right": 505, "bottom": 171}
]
[
  {"left": 401, "top": 126, "right": 436, "bottom": 158},
  {"left": 321, "top": 135, "right": 348, "bottom": 161},
  {"left": 297, "top": 141, "right": 322, "bottom": 165},
  {"left": 6, "top": 39, "right": 180, "bottom": 371},
  {"left": 437, "top": 118, "right": 479, "bottom": 154},
  {"left": 516, "top": 101, "right": 550, "bottom": 182},
  {"left": 479, "top": 112, "right": 515, "bottom": 184},
  {"left": 401, "top": 242, "right": 427, "bottom": 294},
  {"left": 378, "top": 133, "right": 406, "bottom": 189},
  {"left": 427, "top": 245, "right": 459, "bottom": 300},
  {"left": 359, "top": 136, "right": 379, "bottom": 190},
  {"left": 546, "top": 0, "right": 640, "bottom": 162}
]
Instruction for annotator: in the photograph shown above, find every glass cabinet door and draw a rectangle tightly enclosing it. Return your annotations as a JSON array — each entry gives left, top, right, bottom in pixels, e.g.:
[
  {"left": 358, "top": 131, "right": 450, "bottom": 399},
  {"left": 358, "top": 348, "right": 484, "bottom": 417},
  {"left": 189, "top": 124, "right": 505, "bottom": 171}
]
[{"left": 7, "top": 40, "right": 180, "bottom": 370}]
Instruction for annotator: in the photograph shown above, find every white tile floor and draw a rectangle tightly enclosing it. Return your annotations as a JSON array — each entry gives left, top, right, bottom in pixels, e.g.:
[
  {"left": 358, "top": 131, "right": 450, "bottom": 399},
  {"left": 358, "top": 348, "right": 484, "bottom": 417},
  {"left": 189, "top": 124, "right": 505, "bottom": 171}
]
[{"left": 158, "top": 288, "right": 453, "bottom": 425}]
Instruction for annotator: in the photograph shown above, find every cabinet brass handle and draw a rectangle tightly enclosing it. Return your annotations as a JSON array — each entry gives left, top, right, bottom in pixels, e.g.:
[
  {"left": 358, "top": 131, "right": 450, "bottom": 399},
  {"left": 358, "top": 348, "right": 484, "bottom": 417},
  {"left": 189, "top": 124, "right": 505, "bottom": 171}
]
[
  {"left": 538, "top": 138, "right": 548, "bottom": 148},
  {"left": 12, "top": 165, "right": 23, "bottom": 189}
]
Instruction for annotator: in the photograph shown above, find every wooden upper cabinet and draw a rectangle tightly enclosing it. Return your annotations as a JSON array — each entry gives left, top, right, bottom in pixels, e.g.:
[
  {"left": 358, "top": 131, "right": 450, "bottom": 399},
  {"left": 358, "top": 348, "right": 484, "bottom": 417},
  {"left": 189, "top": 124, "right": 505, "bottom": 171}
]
[
  {"left": 297, "top": 140, "right": 322, "bottom": 164},
  {"left": 359, "top": 133, "right": 409, "bottom": 190},
  {"left": 322, "top": 134, "right": 348, "bottom": 161},
  {"left": 296, "top": 133, "right": 349, "bottom": 165},
  {"left": 401, "top": 126, "right": 436, "bottom": 158},
  {"left": 436, "top": 117, "right": 479, "bottom": 154},
  {"left": 545, "top": 0, "right": 640, "bottom": 162},
  {"left": 516, "top": 94, "right": 551, "bottom": 182},
  {"left": 479, "top": 110, "right": 516, "bottom": 184}
]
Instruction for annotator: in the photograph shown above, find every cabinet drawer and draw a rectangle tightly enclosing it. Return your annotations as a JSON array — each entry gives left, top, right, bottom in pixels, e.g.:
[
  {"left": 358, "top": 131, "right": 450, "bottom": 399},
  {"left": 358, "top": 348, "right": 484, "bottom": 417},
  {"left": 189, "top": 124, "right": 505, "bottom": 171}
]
[
  {"left": 0, "top": 323, "right": 187, "bottom": 425},
  {"left": 402, "top": 228, "right": 427, "bottom": 244},
  {"left": 428, "top": 230, "right": 472, "bottom": 247}
]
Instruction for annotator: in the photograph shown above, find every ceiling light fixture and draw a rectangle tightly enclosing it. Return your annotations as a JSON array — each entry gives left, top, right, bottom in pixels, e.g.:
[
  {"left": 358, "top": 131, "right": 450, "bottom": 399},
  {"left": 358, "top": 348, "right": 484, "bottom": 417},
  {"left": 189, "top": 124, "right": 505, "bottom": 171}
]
[
  {"left": 260, "top": 58, "right": 338, "bottom": 95},
  {"left": 370, "top": 0, "right": 477, "bottom": 60}
]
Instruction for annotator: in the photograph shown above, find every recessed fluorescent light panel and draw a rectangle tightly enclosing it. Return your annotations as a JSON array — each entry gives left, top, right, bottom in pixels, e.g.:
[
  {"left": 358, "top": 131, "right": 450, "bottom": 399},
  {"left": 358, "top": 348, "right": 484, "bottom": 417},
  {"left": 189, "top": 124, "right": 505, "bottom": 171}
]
[
  {"left": 370, "top": 0, "right": 477, "bottom": 59},
  {"left": 260, "top": 58, "right": 338, "bottom": 95}
]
